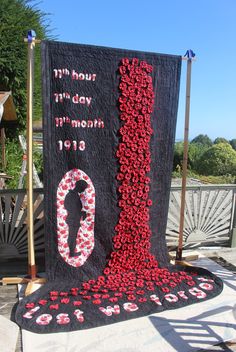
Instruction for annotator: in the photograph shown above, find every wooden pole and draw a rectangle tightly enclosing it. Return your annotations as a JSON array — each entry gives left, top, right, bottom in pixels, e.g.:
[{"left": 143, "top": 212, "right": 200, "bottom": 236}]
[
  {"left": 176, "top": 52, "right": 194, "bottom": 261},
  {"left": 1, "top": 33, "right": 46, "bottom": 286},
  {"left": 26, "top": 33, "right": 37, "bottom": 279}
]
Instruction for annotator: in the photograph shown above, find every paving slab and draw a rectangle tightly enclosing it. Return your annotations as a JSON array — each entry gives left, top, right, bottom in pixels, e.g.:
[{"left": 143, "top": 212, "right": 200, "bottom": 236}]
[{"left": 0, "top": 314, "right": 19, "bottom": 352}]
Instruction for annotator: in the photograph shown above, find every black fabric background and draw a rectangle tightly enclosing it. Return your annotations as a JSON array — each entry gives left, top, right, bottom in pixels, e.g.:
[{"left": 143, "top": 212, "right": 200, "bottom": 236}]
[{"left": 42, "top": 41, "right": 181, "bottom": 281}]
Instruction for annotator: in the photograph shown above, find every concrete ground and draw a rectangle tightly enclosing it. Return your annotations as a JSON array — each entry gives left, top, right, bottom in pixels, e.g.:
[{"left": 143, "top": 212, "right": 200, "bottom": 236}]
[
  {"left": 0, "top": 285, "right": 21, "bottom": 352},
  {"left": 0, "top": 248, "right": 236, "bottom": 352}
]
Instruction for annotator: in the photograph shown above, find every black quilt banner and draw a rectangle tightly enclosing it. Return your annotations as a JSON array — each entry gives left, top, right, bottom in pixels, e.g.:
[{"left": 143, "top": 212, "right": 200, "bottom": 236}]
[{"left": 15, "top": 41, "right": 223, "bottom": 333}]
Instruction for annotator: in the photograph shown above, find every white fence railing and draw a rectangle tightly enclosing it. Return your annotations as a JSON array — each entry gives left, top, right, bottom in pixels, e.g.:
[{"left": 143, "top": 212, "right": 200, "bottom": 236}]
[
  {"left": 166, "top": 184, "right": 236, "bottom": 248},
  {"left": 0, "top": 185, "right": 235, "bottom": 263}
]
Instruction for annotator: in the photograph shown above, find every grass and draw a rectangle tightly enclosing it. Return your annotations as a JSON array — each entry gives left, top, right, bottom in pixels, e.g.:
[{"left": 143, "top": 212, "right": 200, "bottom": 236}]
[{"left": 172, "top": 170, "right": 235, "bottom": 184}]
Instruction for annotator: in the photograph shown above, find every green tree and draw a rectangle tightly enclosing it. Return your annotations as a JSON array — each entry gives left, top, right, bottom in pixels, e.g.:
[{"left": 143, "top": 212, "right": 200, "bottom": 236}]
[
  {"left": 188, "top": 143, "right": 209, "bottom": 170},
  {"left": 196, "top": 143, "right": 236, "bottom": 176},
  {"left": 173, "top": 141, "right": 184, "bottom": 170},
  {"left": 0, "top": 0, "right": 50, "bottom": 132},
  {"left": 191, "top": 134, "right": 212, "bottom": 147},
  {"left": 230, "top": 139, "right": 236, "bottom": 151},
  {"left": 0, "top": 1, "right": 52, "bottom": 187},
  {"left": 214, "top": 137, "right": 229, "bottom": 144},
  {"left": 173, "top": 141, "right": 209, "bottom": 172}
]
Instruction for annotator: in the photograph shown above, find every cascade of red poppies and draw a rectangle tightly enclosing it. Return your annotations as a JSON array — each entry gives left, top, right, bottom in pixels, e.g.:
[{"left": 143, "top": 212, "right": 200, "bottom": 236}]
[
  {"left": 106, "top": 57, "right": 158, "bottom": 273},
  {"left": 77, "top": 58, "right": 196, "bottom": 303}
]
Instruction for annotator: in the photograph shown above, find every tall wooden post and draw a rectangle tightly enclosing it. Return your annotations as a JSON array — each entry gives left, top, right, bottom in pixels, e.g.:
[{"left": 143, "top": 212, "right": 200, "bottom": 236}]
[
  {"left": 26, "top": 30, "right": 37, "bottom": 279},
  {"left": 176, "top": 50, "right": 195, "bottom": 261},
  {"left": 1, "top": 32, "right": 46, "bottom": 287}
]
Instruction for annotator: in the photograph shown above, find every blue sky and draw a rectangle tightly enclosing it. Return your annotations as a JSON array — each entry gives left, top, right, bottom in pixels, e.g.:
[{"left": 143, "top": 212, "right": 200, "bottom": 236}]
[{"left": 40, "top": 0, "right": 236, "bottom": 141}]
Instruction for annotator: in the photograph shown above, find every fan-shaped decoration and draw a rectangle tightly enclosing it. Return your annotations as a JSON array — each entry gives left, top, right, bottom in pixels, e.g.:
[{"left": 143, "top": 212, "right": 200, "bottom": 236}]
[
  {"left": 0, "top": 188, "right": 44, "bottom": 276},
  {"left": 166, "top": 185, "right": 236, "bottom": 248}
]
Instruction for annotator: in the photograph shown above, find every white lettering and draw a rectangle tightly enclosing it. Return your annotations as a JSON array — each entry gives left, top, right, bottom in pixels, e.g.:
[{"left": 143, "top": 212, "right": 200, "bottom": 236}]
[
  {"left": 164, "top": 294, "right": 178, "bottom": 303},
  {"left": 56, "top": 313, "right": 70, "bottom": 325},
  {"left": 23, "top": 306, "right": 40, "bottom": 319},
  {"left": 199, "top": 283, "right": 213, "bottom": 291},
  {"left": 123, "top": 302, "right": 139, "bottom": 312},
  {"left": 99, "top": 305, "right": 120, "bottom": 316},
  {"left": 86, "top": 97, "right": 92, "bottom": 106},
  {"left": 74, "top": 309, "right": 84, "bottom": 322},
  {"left": 72, "top": 95, "right": 92, "bottom": 106},
  {"left": 177, "top": 291, "right": 188, "bottom": 300},
  {"left": 189, "top": 287, "right": 207, "bottom": 299},
  {"left": 36, "top": 314, "right": 52, "bottom": 326},
  {"left": 72, "top": 70, "right": 96, "bottom": 81},
  {"left": 150, "top": 294, "right": 162, "bottom": 305},
  {"left": 197, "top": 277, "right": 214, "bottom": 283}
]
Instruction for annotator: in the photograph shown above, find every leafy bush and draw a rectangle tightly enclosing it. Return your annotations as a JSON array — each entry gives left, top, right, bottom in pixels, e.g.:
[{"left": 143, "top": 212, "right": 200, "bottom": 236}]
[
  {"left": 3, "top": 138, "right": 43, "bottom": 189},
  {"left": 214, "top": 137, "right": 229, "bottom": 144},
  {"left": 188, "top": 143, "right": 209, "bottom": 170},
  {"left": 196, "top": 143, "right": 236, "bottom": 176},
  {"left": 191, "top": 134, "right": 212, "bottom": 147},
  {"left": 173, "top": 141, "right": 208, "bottom": 171},
  {"left": 173, "top": 135, "right": 236, "bottom": 184},
  {"left": 173, "top": 141, "right": 184, "bottom": 170},
  {"left": 4, "top": 138, "right": 23, "bottom": 188}
]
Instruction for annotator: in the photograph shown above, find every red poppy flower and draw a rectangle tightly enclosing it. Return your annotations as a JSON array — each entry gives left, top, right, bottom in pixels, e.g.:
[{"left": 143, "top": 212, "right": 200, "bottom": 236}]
[
  {"left": 187, "top": 281, "right": 196, "bottom": 286},
  {"left": 50, "top": 296, "right": 58, "bottom": 301},
  {"left": 73, "top": 300, "right": 82, "bottom": 306},
  {"left": 122, "top": 58, "right": 130, "bottom": 66},
  {"left": 121, "top": 74, "right": 130, "bottom": 83},
  {"left": 83, "top": 296, "right": 91, "bottom": 300},
  {"left": 127, "top": 294, "right": 136, "bottom": 301},
  {"left": 120, "top": 157, "right": 128, "bottom": 165},
  {"left": 38, "top": 299, "right": 47, "bottom": 306},
  {"left": 79, "top": 290, "right": 87, "bottom": 295},
  {"left": 146, "top": 65, "right": 153, "bottom": 73},
  {"left": 103, "top": 268, "right": 110, "bottom": 275},
  {"left": 130, "top": 58, "right": 138, "bottom": 66},
  {"left": 71, "top": 287, "right": 79, "bottom": 294},
  {"left": 155, "top": 281, "right": 163, "bottom": 286},
  {"left": 169, "top": 282, "right": 177, "bottom": 288},
  {"left": 61, "top": 298, "right": 70, "bottom": 304},
  {"left": 102, "top": 294, "right": 110, "bottom": 299},
  {"left": 25, "top": 303, "right": 35, "bottom": 309},
  {"left": 119, "top": 82, "right": 127, "bottom": 90},
  {"left": 119, "top": 66, "right": 126, "bottom": 75},
  {"left": 138, "top": 297, "right": 147, "bottom": 303},
  {"left": 49, "top": 304, "right": 59, "bottom": 310},
  {"left": 117, "top": 173, "right": 124, "bottom": 181},
  {"left": 109, "top": 297, "right": 118, "bottom": 302},
  {"left": 93, "top": 299, "right": 102, "bottom": 305},
  {"left": 136, "top": 290, "right": 145, "bottom": 295}
]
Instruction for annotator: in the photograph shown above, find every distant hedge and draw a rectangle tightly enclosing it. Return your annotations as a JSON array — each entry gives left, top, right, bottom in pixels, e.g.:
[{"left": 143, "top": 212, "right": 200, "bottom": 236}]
[{"left": 173, "top": 134, "right": 236, "bottom": 180}]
